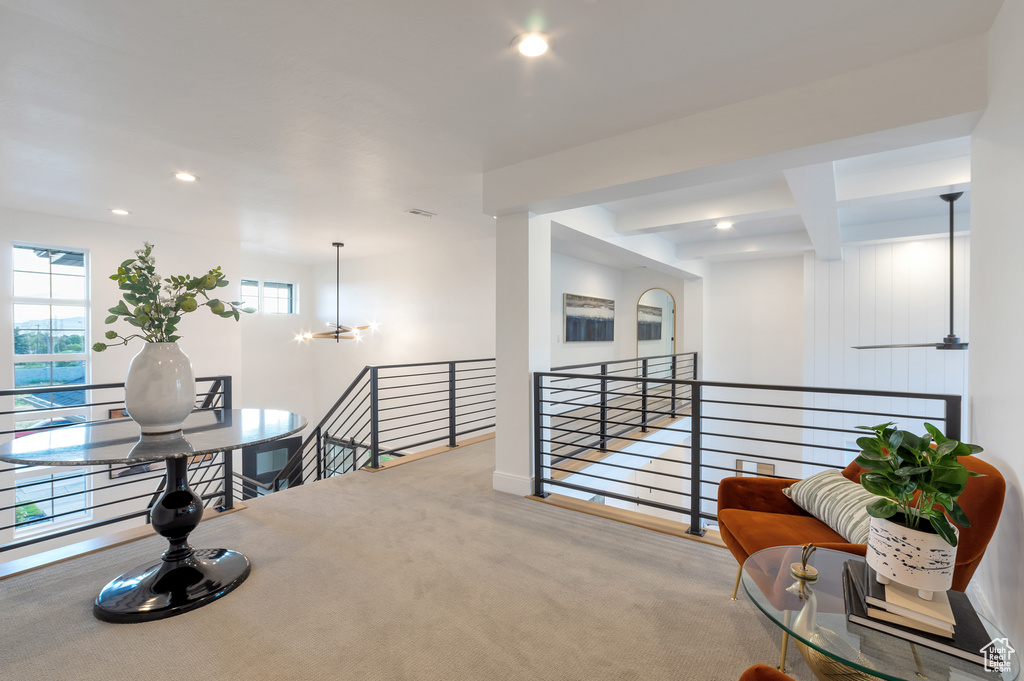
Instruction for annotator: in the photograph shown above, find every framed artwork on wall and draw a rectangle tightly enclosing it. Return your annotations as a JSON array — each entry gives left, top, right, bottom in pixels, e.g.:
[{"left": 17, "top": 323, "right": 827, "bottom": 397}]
[
  {"left": 637, "top": 304, "right": 663, "bottom": 341},
  {"left": 564, "top": 293, "right": 615, "bottom": 342}
]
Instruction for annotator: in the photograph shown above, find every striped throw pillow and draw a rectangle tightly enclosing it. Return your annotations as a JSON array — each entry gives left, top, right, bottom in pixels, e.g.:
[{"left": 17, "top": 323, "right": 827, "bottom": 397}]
[{"left": 782, "top": 469, "right": 874, "bottom": 544}]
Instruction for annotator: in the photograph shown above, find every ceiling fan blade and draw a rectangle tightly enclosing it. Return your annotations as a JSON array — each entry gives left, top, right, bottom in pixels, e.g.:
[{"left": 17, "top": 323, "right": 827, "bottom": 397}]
[{"left": 852, "top": 342, "right": 941, "bottom": 349}]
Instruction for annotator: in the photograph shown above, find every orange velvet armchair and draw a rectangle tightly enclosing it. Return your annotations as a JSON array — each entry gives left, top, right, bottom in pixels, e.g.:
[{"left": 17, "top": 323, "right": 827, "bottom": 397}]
[
  {"left": 718, "top": 455, "right": 1005, "bottom": 599},
  {"left": 738, "top": 665, "right": 794, "bottom": 681}
]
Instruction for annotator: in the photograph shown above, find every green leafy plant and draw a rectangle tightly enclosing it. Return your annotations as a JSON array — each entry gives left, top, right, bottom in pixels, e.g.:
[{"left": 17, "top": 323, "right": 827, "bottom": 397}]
[
  {"left": 854, "top": 422, "right": 982, "bottom": 547},
  {"left": 92, "top": 242, "right": 253, "bottom": 351}
]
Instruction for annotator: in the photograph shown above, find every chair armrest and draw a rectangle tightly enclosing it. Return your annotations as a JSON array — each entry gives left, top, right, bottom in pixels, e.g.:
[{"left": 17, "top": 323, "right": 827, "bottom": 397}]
[{"left": 717, "top": 476, "right": 807, "bottom": 516}]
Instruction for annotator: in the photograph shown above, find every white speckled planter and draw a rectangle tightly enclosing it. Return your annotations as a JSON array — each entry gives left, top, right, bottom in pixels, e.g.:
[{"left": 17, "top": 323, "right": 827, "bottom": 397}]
[
  {"left": 124, "top": 342, "right": 196, "bottom": 434},
  {"left": 866, "top": 515, "right": 958, "bottom": 600}
]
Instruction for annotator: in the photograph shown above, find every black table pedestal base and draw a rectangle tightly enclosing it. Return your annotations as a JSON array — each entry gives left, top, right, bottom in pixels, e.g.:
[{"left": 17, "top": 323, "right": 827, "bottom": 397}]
[
  {"left": 94, "top": 548, "right": 250, "bottom": 623},
  {"left": 93, "top": 453, "right": 249, "bottom": 623}
]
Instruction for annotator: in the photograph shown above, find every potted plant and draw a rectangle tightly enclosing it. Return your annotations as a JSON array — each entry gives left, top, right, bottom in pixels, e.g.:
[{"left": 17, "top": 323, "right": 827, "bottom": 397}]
[
  {"left": 93, "top": 242, "right": 252, "bottom": 434},
  {"left": 855, "top": 422, "right": 983, "bottom": 600}
]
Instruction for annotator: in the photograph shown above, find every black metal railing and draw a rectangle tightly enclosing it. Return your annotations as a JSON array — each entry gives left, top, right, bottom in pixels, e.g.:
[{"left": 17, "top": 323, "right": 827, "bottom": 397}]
[
  {"left": 545, "top": 353, "right": 697, "bottom": 462},
  {"left": 0, "top": 376, "right": 233, "bottom": 557},
  {"left": 533, "top": 366, "right": 961, "bottom": 536},
  {"left": 232, "top": 358, "right": 496, "bottom": 500}
]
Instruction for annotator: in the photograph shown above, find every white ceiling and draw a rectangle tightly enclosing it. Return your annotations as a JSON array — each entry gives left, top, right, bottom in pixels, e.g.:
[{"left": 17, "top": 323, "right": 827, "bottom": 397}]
[{"left": 0, "top": 0, "right": 1001, "bottom": 264}]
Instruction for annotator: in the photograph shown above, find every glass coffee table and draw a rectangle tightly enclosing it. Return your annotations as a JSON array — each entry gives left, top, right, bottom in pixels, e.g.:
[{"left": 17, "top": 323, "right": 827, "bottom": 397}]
[
  {"left": 741, "top": 546, "right": 1019, "bottom": 680},
  {"left": 0, "top": 408, "right": 306, "bottom": 623}
]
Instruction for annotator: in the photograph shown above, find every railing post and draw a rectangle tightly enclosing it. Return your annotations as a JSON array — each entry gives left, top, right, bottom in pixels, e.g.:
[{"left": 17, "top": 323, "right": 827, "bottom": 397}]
[
  {"left": 448, "top": 361, "right": 457, "bottom": 448},
  {"left": 945, "top": 395, "right": 962, "bottom": 442},
  {"left": 599, "top": 363, "right": 608, "bottom": 451},
  {"left": 315, "top": 426, "right": 323, "bottom": 481},
  {"left": 641, "top": 358, "right": 649, "bottom": 432},
  {"left": 218, "top": 449, "right": 234, "bottom": 512},
  {"left": 686, "top": 382, "right": 706, "bottom": 536},
  {"left": 671, "top": 355, "right": 678, "bottom": 416},
  {"left": 533, "top": 372, "right": 548, "bottom": 498},
  {"left": 369, "top": 366, "right": 381, "bottom": 469}
]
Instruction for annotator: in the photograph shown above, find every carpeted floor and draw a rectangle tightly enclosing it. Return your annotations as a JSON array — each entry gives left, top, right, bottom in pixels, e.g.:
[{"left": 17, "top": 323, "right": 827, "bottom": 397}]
[{"left": 0, "top": 440, "right": 810, "bottom": 680}]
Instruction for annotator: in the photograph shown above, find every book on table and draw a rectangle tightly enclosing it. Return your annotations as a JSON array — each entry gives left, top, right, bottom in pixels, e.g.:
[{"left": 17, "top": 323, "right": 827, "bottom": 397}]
[
  {"left": 850, "top": 562, "right": 954, "bottom": 637},
  {"left": 861, "top": 562, "right": 956, "bottom": 631},
  {"left": 842, "top": 560, "right": 989, "bottom": 666}
]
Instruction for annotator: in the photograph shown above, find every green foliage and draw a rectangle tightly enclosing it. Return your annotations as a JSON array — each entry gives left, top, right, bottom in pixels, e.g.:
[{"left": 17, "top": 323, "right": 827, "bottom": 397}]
[
  {"left": 854, "top": 422, "right": 983, "bottom": 547},
  {"left": 92, "top": 242, "right": 252, "bottom": 351}
]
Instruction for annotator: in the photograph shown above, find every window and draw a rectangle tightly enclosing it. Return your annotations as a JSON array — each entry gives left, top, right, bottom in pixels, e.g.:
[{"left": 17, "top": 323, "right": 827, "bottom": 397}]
[
  {"left": 14, "top": 469, "right": 90, "bottom": 530},
  {"left": 240, "top": 279, "right": 260, "bottom": 312},
  {"left": 263, "top": 282, "right": 294, "bottom": 314},
  {"left": 12, "top": 245, "right": 89, "bottom": 432}
]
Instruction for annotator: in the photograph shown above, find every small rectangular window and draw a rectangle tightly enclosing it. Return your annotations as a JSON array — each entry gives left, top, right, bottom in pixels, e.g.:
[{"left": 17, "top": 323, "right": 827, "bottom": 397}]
[
  {"left": 263, "top": 282, "right": 294, "bottom": 314},
  {"left": 240, "top": 279, "right": 260, "bottom": 312}
]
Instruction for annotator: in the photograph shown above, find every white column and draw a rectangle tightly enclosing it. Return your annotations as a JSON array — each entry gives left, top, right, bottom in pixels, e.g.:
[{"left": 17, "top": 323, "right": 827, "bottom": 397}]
[{"left": 493, "top": 213, "right": 550, "bottom": 495}]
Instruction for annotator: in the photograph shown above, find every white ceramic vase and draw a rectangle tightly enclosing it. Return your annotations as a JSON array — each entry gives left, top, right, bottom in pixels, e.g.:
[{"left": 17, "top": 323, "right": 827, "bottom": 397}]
[
  {"left": 866, "top": 515, "right": 958, "bottom": 600},
  {"left": 124, "top": 342, "right": 196, "bottom": 434}
]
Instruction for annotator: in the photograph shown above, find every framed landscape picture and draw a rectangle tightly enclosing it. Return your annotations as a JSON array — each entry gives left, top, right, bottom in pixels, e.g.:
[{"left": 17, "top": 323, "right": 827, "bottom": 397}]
[
  {"left": 637, "top": 304, "right": 662, "bottom": 341},
  {"left": 564, "top": 293, "right": 614, "bottom": 342}
]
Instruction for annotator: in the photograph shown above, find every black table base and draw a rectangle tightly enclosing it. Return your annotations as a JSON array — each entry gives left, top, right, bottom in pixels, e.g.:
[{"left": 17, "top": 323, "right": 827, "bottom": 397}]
[
  {"left": 94, "top": 454, "right": 250, "bottom": 623},
  {"left": 94, "top": 548, "right": 250, "bottom": 623}
]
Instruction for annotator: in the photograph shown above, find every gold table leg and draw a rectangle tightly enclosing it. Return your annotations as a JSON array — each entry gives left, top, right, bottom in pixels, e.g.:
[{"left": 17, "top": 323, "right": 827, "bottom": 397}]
[
  {"left": 729, "top": 561, "right": 745, "bottom": 598},
  {"left": 779, "top": 610, "right": 791, "bottom": 673}
]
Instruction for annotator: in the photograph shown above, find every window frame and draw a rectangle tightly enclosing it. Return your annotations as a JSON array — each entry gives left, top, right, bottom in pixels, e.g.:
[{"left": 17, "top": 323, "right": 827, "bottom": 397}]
[
  {"left": 11, "top": 243, "right": 91, "bottom": 432},
  {"left": 262, "top": 281, "right": 296, "bottom": 315}
]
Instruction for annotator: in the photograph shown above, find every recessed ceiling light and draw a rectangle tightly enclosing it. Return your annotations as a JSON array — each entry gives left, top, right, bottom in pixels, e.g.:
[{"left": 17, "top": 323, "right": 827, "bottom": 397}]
[
  {"left": 715, "top": 221, "right": 734, "bottom": 230},
  {"left": 174, "top": 172, "right": 198, "bottom": 182},
  {"left": 513, "top": 33, "right": 549, "bottom": 57},
  {"left": 110, "top": 209, "right": 131, "bottom": 215}
]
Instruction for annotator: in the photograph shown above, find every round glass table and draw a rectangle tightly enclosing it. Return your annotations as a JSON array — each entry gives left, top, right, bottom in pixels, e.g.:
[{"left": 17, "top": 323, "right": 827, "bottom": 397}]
[
  {"left": 742, "top": 546, "right": 1019, "bottom": 680},
  {"left": 0, "top": 408, "right": 306, "bottom": 623}
]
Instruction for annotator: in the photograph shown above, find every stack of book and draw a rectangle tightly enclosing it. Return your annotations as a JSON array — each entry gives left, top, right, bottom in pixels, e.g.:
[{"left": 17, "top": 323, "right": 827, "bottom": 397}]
[{"left": 842, "top": 559, "right": 989, "bottom": 665}]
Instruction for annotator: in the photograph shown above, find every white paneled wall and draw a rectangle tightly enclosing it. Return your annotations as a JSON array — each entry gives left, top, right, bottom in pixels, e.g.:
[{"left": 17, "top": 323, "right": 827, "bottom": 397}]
[{"left": 802, "top": 237, "right": 971, "bottom": 472}]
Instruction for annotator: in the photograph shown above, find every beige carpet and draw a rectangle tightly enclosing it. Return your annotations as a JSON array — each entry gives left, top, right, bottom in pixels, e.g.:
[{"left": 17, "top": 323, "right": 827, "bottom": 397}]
[{"left": 0, "top": 440, "right": 809, "bottom": 680}]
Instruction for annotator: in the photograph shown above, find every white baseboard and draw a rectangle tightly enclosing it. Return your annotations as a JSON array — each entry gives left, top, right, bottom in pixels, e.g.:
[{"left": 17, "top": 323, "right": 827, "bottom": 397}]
[{"left": 492, "top": 470, "right": 534, "bottom": 496}]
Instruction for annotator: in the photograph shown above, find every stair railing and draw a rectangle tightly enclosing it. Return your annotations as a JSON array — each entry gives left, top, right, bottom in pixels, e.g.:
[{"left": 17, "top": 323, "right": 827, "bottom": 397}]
[{"left": 232, "top": 358, "right": 496, "bottom": 500}]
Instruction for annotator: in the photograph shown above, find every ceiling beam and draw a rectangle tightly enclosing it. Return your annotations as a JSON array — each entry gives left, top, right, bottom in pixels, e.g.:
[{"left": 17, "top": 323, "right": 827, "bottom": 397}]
[
  {"left": 675, "top": 231, "right": 811, "bottom": 261},
  {"left": 783, "top": 163, "right": 842, "bottom": 261}
]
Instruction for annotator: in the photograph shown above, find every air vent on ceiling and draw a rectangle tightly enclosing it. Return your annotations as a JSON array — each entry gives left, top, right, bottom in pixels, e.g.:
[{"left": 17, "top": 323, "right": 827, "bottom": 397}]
[{"left": 405, "top": 209, "right": 436, "bottom": 218}]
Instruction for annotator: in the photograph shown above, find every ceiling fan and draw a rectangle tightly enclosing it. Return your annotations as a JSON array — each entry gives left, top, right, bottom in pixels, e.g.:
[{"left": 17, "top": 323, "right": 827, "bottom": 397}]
[
  {"left": 307, "top": 242, "right": 372, "bottom": 342},
  {"left": 852, "top": 192, "right": 967, "bottom": 350}
]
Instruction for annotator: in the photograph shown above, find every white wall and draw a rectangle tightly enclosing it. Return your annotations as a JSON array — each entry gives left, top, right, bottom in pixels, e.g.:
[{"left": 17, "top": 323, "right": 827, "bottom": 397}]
[
  {"left": 703, "top": 255, "right": 804, "bottom": 385},
  {"left": 969, "top": 0, "right": 1024, "bottom": 646},
  {"left": 308, "top": 235, "right": 497, "bottom": 423},
  {"left": 803, "top": 238, "right": 969, "bottom": 400},
  {"left": 550, "top": 252, "right": 693, "bottom": 370},
  {"left": 238, "top": 255, "right": 319, "bottom": 432}
]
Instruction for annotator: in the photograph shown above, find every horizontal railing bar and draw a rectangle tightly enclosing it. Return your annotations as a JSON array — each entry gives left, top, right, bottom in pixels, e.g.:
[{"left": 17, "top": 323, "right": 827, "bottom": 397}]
[
  {"left": 552, "top": 352, "right": 696, "bottom": 372},
  {"left": 537, "top": 477, "right": 689, "bottom": 516},
  {"left": 698, "top": 397, "right": 944, "bottom": 422},
  {"left": 544, "top": 450, "right": 691, "bottom": 477},
  {"left": 542, "top": 464, "right": 689, "bottom": 497},
  {"left": 378, "top": 403, "right": 449, "bottom": 420},
  {"left": 699, "top": 414, "right": 873, "bottom": 436},
  {"left": 377, "top": 387, "right": 450, "bottom": 402},
  {"left": 540, "top": 372, "right": 959, "bottom": 402},
  {"left": 375, "top": 358, "right": 495, "bottom": 371},
  {"left": 377, "top": 396, "right": 449, "bottom": 413}
]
